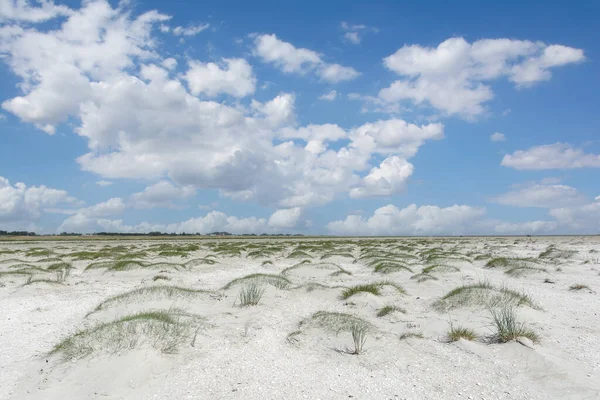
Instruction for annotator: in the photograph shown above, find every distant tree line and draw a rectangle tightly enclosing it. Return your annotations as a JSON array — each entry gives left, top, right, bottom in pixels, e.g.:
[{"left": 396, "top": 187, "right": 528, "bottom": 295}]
[{"left": 1, "top": 230, "right": 304, "bottom": 237}]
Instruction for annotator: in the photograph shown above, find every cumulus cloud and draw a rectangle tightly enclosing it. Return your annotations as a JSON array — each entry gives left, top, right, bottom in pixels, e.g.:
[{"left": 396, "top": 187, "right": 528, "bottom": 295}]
[
  {"left": 96, "top": 180, "right": 112, "bottom": 186},
  {"left": 493, "top": 220, "right": 558, "bottom": 234},
  {"left": 379, "top": 38, "right": 584, "bottom": 118},
  {"left": 490, "top": 132, "right": 505, "bottom": 142},
  {"left": 327, "top": 203, "right": 486, "bottom": 235},
  {"left": 268, "top": 207, "right": 302, "bottom": 228},
  {"left": 350, "top": 156, "right": 413, "bottom": 198},
  {"left": 130, "top": 181, "right": 195, "bottom": 209},
  {"left": 0, "top": 175, "right": 80, "bottom": 223},
  {"left": 491, "top": 182, "right": 588, "bottom": 208},
  {"left": 549, "top": 198, "right": 600, "bottom": 232},
  {"left": 319, "top": 90, "right": 337, "bottom": 101},
  {"left": 184, "top": 58, "right": 256, "bottom": 98},
  {"left": 501, "top": 143, "right": 600, "bottom": 170},
  {"left": 171, "top": 23, "right": 209, "bottom": 36},
  {"left": 253, "top": 33, "right": 360, "bottom": 82},
  {"left": 0, "top": 0, "right": 72, "bottom": 22},
  {"left": 58, "top": 197, "right": 125, "bottom": 232}
]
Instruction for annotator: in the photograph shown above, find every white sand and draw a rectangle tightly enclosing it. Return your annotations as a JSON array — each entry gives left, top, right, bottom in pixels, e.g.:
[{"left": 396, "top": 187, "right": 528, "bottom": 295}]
[{"left": 1, "top": 237, "right": 599, "bottom": 399}]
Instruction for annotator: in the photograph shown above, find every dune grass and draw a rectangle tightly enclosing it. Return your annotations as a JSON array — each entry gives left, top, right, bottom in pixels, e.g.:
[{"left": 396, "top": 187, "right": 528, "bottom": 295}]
[
  {"left": 376, "top": 304, "right": 406, "bottom": 317},
  {"left": 238, "top": 282, "right": 266, "bottom": 306},
  {"left": 569, "top": 283, "right": 590, "bottom": 291},
  {"left": 489, "top": 305, "right": 539, "bottom": 343},
  {"left": 433, "top": 281, "right": 540, "bottom": 312},
  {"left": 505, "top": 266, "right": 547, "bottom": 277},
  {"left": 50, "top": 309, "right": 204, "bottom": 361},
  {"left": 340, "top": 281, "right": 406, "bottom": 299},
  {"left": 281, "top": 262, "right": 351, "bottom": 277},
  {"left": 299, "top": 311, "right": 372, "bottom": 334},
  {"left": 90, "top": 285, "right": 211, "bottom": 314},
  {"left": 223, "top": 273, "right": 291, "bottom": 290},
  {"left": 447, "top": 323, "right": 477, "bottom": 342},
  {"left": 399, "top": 331, "right": 424, "bottom": 340}
]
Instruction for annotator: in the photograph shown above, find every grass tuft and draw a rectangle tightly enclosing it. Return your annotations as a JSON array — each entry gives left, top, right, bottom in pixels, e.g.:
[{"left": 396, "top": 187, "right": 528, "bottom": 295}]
[
  {"left": 238, "top": 282, "right": 266, "bottom": 306},
  {"left": 489, "top": 305, "right": 539, "bottom": 343}
]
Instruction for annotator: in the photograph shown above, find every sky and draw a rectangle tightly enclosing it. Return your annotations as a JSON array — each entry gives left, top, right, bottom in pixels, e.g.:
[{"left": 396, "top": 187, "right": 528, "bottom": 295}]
[{"left": 0, "top": 0, "right": 599, "bottom": 236}]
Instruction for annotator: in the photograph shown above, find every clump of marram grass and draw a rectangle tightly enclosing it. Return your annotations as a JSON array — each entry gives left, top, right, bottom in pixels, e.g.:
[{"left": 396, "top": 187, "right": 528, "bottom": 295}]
[
  {"left": 223, "top": 273, "right": 291, "bottom": 290},
  {"left": 569, "top": 283, "right": 590, "bottom": 291},
  {"left": 504, "top": 266, "right": 547, "bottom": 277},
  {"left": 410, "top": 272, "right": 438, "bottom": 283},
  {"left": 89, "top": 286, "right": 211, "bottom": 315},
  {"left": 446, "top": 322, "right": 477, "bottom": 342},
  {"left": 376, "top": 304, "right": 406, "bottom": 317},
  {"left": 489, "top": 305, "right": 539, "bottom": 343},
  {"left": 340, "top": 281, "right": 406, "bottom": 300},
  {"left": 485, "top": 257, "right": 537, "bottom": 269},
  {"left": 238, "top": 282, "right": 266, "bottom": 307},
  {"left": 50, "top": 310, "right": 204, "bottom": 361},
  {"left": 282, "top": 262, "right": 351, "bottom": 277},
  {"left": 299, "top": 311, "right": 372, "bottom": 334},
  {"left": 433, "top": 281, "right": 540, "bottom": 312},
  {"left": 153, "top": 274, "right": 171, "bottom": 282},
  {"left": 348, "top": 321, "right": 368, "bottom": 355},
  {"left": 25, "top": 267, "right": 70, "bottom": 286}
]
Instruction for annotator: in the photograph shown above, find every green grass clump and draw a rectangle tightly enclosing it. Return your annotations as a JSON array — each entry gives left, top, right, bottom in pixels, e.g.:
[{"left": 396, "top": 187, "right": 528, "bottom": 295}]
[
  {"left": 287, "top": 250, "right": 312, "bottom": 259},
  {"left": 372, "top": 261, "right": 413, "bottom": 274},
  {"left": 399, "top": 331, "right": 424, "bottom": 340},
  {"left": 90, "top": 286, "right": 211, "bottom": 314},
  {"left": 505, "top": 266, "right": 547, "bottom": 277},
  {"left": 50, "top": 310, "right": 203, "bottom": 361},
  {"left": 238, "top": 282, "right": 266, "bottom": 306},
  {"left": 300, "top": 311, "right": 372, "bottom": 334},
  {"left": 490, "top": 305, "right": 539, "bottom": 343},
  {"left": 410, "top": 273, "right": 439, "bottom": 283},
  {"left": 376, "top": 304, "right": 406, "bottom": 317},
  {"left": 433, "top": 281, "right": 539, "bottom": 311},
  {"left": 153, "top": 274, "right": 171, "bottom": 282},
  {"left": 223, "top": 273, "right": 291, "bottom": 290},
  {"left": 340, "top": 281, "right": 405, "bottom": 300},
  {"left": 447, "top": 324, "right": 477, "bottom": 342}
]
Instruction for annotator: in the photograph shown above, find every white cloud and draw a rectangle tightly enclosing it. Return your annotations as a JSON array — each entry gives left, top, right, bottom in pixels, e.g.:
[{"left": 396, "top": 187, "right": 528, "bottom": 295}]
[
  {"left": 0, "top": 0, "right": 72, "bottom": 22},
  {"left": 268, "top": 207, "right": 302, "bottom": 228},
  {"left": 379, "top": 38, "right": 584, "bottom": 118},
  {"left": 501, "top": 143, "right": 600, "bottom": 170},
  {"left": 0, "top": 175, "right": 80, "bottom": 223},
  {"left": 96, "top": 180, "right": 112, "bottom": 186},
  {"left": 184, "top": 58, "right": 256, "bottom": 98},
  {"left": 130, "top": 181, "right": 195, "bottom": 209},
  {"left": 549, "top": 198, "right": 600, "bottom": 232},
  {"left": 349, "top": 156, "right": 413, "bottom": 198},
  {"left": 58, "top": 197, "right": 126, "bottom": 232},
  {"left": 340, "top": 22, "right": 377, "bottom": 45},
  {"left": 490, "top": 132, "right": 505, "bottom": 142},
  {"left": 491, "top": 182, "right": 588, "bottom": 208},
  {"left": 327, "top": 203, "right": 486, "bottom": 235},
  {"left": 172, "top": 23, "right": 209, "bottom": 36},
  {"left": 319, "top": 90, "right": 337, "bottom": 101},
  {"left": 253, "top": 33, "right": 360, "bottom": 82},
  {"left": 0, "top": 1, "right": 442, "bottom": 213}
]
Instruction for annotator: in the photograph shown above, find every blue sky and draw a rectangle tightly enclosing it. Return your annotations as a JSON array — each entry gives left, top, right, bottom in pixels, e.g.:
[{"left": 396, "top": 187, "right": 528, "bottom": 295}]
[{"left": 0, "top": 0, "right": 599, "bottom": 235}]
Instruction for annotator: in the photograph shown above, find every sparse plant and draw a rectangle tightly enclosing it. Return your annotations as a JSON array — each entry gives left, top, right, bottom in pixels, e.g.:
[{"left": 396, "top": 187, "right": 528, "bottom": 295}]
[
  {"left": 376, "top": 304, "right": 405, "bottom": 317},
  {"left": 340, "top": 281, "right": 405, "bottom": 300},
  {"left": 349, "top": 321, "right": 368, "bottom": 355},
  {"left": 238, "top": 282, "right": 266, "bottom": 306},
  {"left": 399, "top": 331, "right": 424, "bottom": 340},
  {"left": 489, "top": 305, "right": 539, "bottom": 343},
  {"left": 447, "top": 321, "right": 477, "bottom": 342},
  {"left": 153, "top": 274, "right": 171, "bottom": 281},
  {"left": 569, "top": 283, "right": 590, "bottom": 291}
]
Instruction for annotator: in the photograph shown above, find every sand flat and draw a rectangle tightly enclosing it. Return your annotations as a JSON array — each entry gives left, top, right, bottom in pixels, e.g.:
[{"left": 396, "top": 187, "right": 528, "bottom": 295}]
[{"left": 1, "top": 236, "right": 599, "bottom": 399}]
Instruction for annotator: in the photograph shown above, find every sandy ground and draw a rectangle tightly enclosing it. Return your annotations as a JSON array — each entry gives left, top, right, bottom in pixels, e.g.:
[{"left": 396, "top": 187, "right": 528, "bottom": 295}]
[{"left": 0, "top": 236, "right": 599, "bottom": 400}]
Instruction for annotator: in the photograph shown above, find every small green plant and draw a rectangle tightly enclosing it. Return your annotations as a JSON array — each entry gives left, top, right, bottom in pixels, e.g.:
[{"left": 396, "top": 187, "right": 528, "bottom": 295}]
[
  {"left": 349, "top": 321, "right": 368, "bottom": 355},
  {"left": 376, "top": 304, "right": 406, "bottom": 317},
  {"left": 238, "top": 282, "right": 266, "bottom": 306},
  {"left": 399, "top": 331, "right": 424, "bottom": 340},
  {"left": 489, "top": 305, "right": 539, "bottom": 343},
  {"left": 153, "top": 274, "right": 171, "bottom": 281},
  {"left": 447, "top": 322, "right": 477, "bottom": 342},
  {"left": 340, "top": 281, "right": 405, "bottom": 300}
]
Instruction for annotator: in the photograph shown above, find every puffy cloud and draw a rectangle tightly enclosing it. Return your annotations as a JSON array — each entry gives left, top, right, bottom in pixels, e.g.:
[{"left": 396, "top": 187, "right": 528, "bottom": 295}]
[
  {"left": 0, "top": 0, "right": 72, "bottom": 22},
  {"left": 253, "top": 33, "right": 360, "bottom": 82},
  {"left": 379, "top": 38, "right": 584, "bottom": 118},
  {"left": 268, "top": 207, "right": 302, "bottom": 228},
  {"left": 0, "top": 176, "right": 80, "bottom": 223},
  {"left": 327, "top": 203, "right": 485, "bottom": 235},
  {"left": 491, "top": 182, "right": 588, "bottom": 208},
  {"left": 58, "top": 197, "right": 126, "bottom": 232},
  {"left": 130, "top": 181, "right": 195, "bottom": 209},
  {"left": 319, "top": 90, "right": 337, "bottom": 101},
  {"left": 184, "top": 58, "right": 256, "bottom": 98},
  {"left": 96, "top": 180, "right": 112, "bottom": 186},
  {"left": 349, "top": 156, "right": 413, "bottom": 198},
  {"left": 0, "top": 1, "right": 440, "bottom": 213},
  {"left": 501, "top": 143, "right": 600, "bottom": 170},
  {"left": 490, "top": 132, "right": 505, "bottom": 142},
  {"left": 549, "top": 198, "right": 600, "bottom": 232}
]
